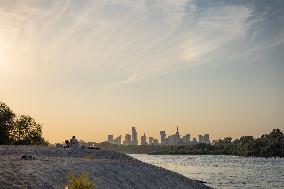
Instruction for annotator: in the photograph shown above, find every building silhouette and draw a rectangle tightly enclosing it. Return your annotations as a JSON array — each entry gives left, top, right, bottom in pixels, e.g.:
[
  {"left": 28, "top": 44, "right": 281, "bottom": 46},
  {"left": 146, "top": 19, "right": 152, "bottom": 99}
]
[
  {"left": 198, "top": 135, "right": 204, "bottom": 143},
  {"left": 198, "top": 134, "right": 210, "bottom": 144},
  {"left": 192, "top": 137, "right": 197, "bottom": 144},
  {"left": 132, "top": 127, "right": 138, "bottom": 145},
  {"left": 204, "top": 134, "right": 210, "bottom": 144},
  {"left": 160, "top": 131, "right": 166, "bottom": 145},
  {"left": 158, "top": 126, "right": 192, "bottom": 145},
  {"left": 107, "top": 135, "right": 113, "bottom": 143},
  {"left": 107, "top": 126, "right": 209, "bottom": 146},
  {"left": 123, "top": 134, "right": 132, "bottom": 145},
  {"left": 113, "top": 135, "right": 121, "bottom": 145},
  {"left": 182, "top": 134, "right": 190, "bottom": 144},
  {"left": 141, "top": 133, "right": 147, "bottom": 145},
  {"left": 149, "top": 137, "right": 154, "bottom": 145},
  {"left": 166, "top": 126, "right": 181, "bottom": 145},
  {"left": 175, "top": 126, "right": 180, "bottom": 143}
]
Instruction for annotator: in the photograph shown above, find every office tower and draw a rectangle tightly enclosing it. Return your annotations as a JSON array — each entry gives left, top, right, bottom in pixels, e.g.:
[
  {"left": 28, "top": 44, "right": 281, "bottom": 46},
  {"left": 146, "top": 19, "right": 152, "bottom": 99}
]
[
  {"left": 168, "top": 135, "right": 174, "bottom": 145},
  {"left": 168, "top": 126, "right": 181, "bottom": 145},
  {"left": 204, "top": 134, "right": 210, "bottom": 144},
  {"left": 123, "top": 134, "right": 132, "bottom": 145},
  {"left": 113, "top": 135, "right": 121, "bottom": 145},
  {"left": 192, "top": 138, "right": 197, "bottom": 144},
  {"left": 182, "top": 134, "right": 190, "bottom": 144},
  {"left": 132, "top": 127, "right": 138, "bottom": 145},
  {"left": 176, "top": 126, "right": 180, "bottom": 136},
  {"left": 175, "top": 126, "right": 180, "bottom": 144},
  {"left": 160, "top": 131, "right": 166, "bottom": 145},
  {"left": 141, "top": 133, "right": 147, "bottom": 145},
  {"left": 107, "top": 135, "right": 113, "bottom": 143},
  {"left": 149, "top": 137, "right": 154, "bottom": 145},
  {"left": 167, "top": 127, "right": 181, "bottom": 145},
  {"left": 198, "top": 135, "right": 204, "bottom": 143}
]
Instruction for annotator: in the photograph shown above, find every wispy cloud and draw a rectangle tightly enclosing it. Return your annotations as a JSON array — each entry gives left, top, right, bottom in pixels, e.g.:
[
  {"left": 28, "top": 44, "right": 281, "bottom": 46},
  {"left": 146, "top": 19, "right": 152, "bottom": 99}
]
[{"left": 0, "top": 0, "right": 283, "bottom": 87}]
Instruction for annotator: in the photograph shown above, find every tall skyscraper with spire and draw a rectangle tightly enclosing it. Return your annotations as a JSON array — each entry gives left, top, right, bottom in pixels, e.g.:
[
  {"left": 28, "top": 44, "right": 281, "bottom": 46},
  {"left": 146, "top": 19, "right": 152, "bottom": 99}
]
[
  {"left": 176, "top": 125, "right": 179, "bottom": 135},
  {"left": 175, "top": 125, "right": 180, "bottom": 144}
]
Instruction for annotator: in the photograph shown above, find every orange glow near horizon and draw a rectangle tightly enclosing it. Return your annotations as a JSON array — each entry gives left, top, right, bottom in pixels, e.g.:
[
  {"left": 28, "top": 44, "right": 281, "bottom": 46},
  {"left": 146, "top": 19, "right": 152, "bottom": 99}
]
[{"left": 0, "top": 1, "right": 283, "bottom": 143}]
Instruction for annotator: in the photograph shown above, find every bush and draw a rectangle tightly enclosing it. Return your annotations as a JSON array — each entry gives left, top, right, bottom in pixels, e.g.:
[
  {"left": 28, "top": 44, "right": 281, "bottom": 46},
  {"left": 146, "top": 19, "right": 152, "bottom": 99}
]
[
  {"left": 67, "top": 171, "right": 95, "bottom": 189},
  {"left": 0, "top": 101, "right": 46, "bottom": 145}
]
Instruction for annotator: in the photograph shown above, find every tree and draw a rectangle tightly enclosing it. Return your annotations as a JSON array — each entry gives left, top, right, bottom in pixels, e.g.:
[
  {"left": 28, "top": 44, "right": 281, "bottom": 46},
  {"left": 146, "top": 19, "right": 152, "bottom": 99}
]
[
  {"left": 0, "top": 102, "right": 15, "bottom": 144},
  {"left": 260, "top": 128, "right": 284, "bottom": 157},
  {"left": 0, "top": 101, "right": 46, "bottom": 145},
  {"left": 11, "top": 115, "right": 45, "bottom": 145},
  {"left": 233, "top": 136, "right": 255, "bottom": 156}
]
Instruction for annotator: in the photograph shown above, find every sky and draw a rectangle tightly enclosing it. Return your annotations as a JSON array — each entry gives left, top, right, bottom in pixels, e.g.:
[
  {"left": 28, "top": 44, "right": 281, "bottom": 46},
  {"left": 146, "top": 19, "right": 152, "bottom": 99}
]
[{"left": 0, "top": 0, "right": 283, "bottom": 143}]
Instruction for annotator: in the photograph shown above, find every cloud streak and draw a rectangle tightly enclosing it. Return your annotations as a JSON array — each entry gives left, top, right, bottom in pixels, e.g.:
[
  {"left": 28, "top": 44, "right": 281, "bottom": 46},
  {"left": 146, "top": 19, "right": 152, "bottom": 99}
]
[{"left": 0, "top": 0, "right": 283, "bottom": 87}]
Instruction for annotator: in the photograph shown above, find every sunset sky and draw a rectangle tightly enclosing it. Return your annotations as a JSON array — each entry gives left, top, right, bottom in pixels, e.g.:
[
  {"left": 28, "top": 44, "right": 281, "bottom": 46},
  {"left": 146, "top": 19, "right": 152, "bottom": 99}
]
[{"left": 0, "top": 0, "right": 283, "bottom": 143}]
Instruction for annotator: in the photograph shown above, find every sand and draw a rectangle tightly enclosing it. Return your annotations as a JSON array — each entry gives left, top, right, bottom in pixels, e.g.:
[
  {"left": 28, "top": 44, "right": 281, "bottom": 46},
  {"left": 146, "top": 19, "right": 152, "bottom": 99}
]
[{"left": 0, "top": 145, "right": 211, "bottom": 189}]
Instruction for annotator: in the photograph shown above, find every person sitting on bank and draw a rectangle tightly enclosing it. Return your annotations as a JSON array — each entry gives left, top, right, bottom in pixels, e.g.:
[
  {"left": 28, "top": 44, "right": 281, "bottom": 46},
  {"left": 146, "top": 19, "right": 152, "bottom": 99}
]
[
  {"left": 63, "top": 140, "right": 70, "bottom": 148},
  {"left": 70, "top": 136, "right": 79, "bottom": 147}
]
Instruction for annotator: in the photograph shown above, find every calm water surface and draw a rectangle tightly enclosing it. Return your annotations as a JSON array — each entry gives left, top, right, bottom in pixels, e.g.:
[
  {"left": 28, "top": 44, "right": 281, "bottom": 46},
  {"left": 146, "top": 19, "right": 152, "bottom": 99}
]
[{"left": 129, "top": 154, "right": 284, "bottom": 189}]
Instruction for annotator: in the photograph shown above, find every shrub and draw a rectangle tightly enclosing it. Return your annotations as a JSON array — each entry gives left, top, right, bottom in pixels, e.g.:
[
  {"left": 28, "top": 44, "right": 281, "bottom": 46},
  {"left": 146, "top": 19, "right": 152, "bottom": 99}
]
[{"left": 67, "top": 171, "right": 95, "bottom": 189}]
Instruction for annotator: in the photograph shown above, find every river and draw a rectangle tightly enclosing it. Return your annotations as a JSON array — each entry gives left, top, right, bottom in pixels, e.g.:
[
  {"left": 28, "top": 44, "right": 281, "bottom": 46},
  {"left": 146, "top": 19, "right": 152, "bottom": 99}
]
[{"left": 129, "top": 154, "right": 284, "bottom": 189}]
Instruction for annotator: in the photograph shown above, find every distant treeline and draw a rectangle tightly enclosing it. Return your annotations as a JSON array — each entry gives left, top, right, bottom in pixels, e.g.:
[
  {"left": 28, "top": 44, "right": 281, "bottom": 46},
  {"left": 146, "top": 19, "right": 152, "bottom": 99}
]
[
  {"left": 0, "top": 102, "right": 46, "bottom": 145},
  {"left": 97, "top": 129, "right": 284, "bottom": 158}
]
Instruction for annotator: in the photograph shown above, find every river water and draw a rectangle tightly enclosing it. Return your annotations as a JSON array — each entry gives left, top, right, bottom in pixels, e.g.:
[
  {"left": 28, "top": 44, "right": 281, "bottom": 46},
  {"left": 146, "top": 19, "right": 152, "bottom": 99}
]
[{"left": 129, "top": 154, "right": 284, "bottom": 189}]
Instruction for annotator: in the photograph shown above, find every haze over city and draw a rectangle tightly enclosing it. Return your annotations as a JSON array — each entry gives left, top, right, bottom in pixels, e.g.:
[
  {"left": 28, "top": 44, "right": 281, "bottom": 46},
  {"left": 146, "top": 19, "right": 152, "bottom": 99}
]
[{"left": 0, "top": 0, "right": 283, "bottom": 143}]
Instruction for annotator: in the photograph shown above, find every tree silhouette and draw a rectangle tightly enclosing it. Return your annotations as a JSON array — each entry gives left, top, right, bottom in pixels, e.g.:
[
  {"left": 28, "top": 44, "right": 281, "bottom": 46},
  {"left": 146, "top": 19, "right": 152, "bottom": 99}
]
[
  {"left": 0, "top": 102, "right": 15, "bottom": 144},
  {"left": 12, "top": 115, "right": 45, "bottom": 145},
  {"left": 0, "top": 101, "right": 46, "bottom": 145}
]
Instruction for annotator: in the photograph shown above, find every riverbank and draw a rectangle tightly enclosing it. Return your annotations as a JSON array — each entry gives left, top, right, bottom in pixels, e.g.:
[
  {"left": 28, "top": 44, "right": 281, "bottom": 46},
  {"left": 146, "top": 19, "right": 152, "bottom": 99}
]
[{"left": 0, "top": 145, "right": 210, "bottom": 189}]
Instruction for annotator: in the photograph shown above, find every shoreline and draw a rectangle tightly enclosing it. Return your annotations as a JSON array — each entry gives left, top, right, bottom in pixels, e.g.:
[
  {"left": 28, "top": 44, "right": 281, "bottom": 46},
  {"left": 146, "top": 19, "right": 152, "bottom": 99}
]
[{"left": 0, "top": 145, "right": 211, "bottom": 189}]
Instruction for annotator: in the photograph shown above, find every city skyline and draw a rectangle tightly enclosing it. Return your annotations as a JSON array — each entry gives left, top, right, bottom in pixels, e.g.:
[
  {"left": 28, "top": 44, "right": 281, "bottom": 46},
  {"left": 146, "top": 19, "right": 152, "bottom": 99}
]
[
  {"left": 0, "top": 0, "right": 283, "bottom": 143},
  {"left": 107, "top": 126, "right": 210, "bottom": 145}
]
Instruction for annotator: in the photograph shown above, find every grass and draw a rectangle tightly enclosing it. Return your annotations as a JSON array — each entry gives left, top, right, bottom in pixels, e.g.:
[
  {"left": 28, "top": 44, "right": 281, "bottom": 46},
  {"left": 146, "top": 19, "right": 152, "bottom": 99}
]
[
  {"left": 66, "top": 170, "right": 95, "bottom": 189},
  {"left": 83, "top": 155, "right": 94, "bottom": 160}
]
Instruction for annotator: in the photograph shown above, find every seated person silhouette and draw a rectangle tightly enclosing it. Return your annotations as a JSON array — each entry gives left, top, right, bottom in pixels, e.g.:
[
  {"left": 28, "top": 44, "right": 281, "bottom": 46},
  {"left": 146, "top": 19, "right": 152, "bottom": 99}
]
[
  {"left": 70, "top": 136, "right": 79, "bottom": 148},
  {"left": 63, "top": 140, "right": 70, "bottom": 148}
]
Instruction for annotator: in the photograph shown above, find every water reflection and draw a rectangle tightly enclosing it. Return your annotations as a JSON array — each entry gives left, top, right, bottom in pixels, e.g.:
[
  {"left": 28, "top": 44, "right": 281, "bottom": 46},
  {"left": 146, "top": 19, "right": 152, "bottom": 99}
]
[{"left": 129, "top": 155, "right": 284, "bottom": 189}]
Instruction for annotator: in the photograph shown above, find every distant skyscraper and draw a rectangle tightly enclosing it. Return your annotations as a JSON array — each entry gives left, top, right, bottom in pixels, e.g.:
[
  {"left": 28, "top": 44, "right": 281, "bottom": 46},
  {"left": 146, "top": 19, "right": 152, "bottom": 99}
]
[
  {"left": 168, "top": 135, "right": 174, "bottom": 145},
  {"left": 166, "top": 126, "right": 182, "bottom": 145},
  {"left": 204, "top": 134, "right": 210, "bottom": 144},
  {"left": 175, "top": 126, "right": 180, "bottom": 144},
  {"left": 113, "top": 135, "right": 121, "bottom": 145},
  {"left": 141, "top": 133, "right": 147, "bottom": 145},
  {"left": 132, "top": 127, "right": 138, "bottom": 145},
  {"left": 192, "top": 138, "right": 197, "bottom": 144},
  {"left": 149, "top": 137, "right": 154, "bottom": 145},
  {"left": 176, "top": 126, "right": 180, "bottom": 135},
  {"left": 160, "top": 131, "right": 166, "bottom": 145},
  {"left": 182, "top": 134, "right": 190, "bottom": 144},
  {"left": 107, "top": 135, "right": 113, "bottom": 143},
  {"left": 123, "top": 134, "right": 132, "bottom": 145},
  {"left": 198, "top": 135, "right": 204, "bottom": 143}
]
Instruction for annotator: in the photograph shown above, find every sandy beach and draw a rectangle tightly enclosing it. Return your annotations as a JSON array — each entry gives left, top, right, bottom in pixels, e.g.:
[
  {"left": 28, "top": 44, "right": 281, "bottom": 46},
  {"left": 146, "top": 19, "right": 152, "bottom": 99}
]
[{"left": 0, "top": 145, "right": 210, "bottom": 189}]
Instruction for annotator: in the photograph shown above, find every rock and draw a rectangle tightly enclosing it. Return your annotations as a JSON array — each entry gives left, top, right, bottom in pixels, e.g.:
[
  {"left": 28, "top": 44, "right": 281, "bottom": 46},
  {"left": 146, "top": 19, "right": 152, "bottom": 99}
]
[{"left": 21, "top": 155, "right": 35, "bottom": 160}]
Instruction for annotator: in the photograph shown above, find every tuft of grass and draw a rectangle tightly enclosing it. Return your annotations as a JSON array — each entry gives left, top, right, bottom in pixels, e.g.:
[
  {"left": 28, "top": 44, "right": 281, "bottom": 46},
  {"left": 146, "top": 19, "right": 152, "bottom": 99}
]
[
  {"left": 83, "top": 155, "right": 94, "bottom": 160},
  {"left": 66, "top": 171, "right": 95, "bottom": 189}
]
